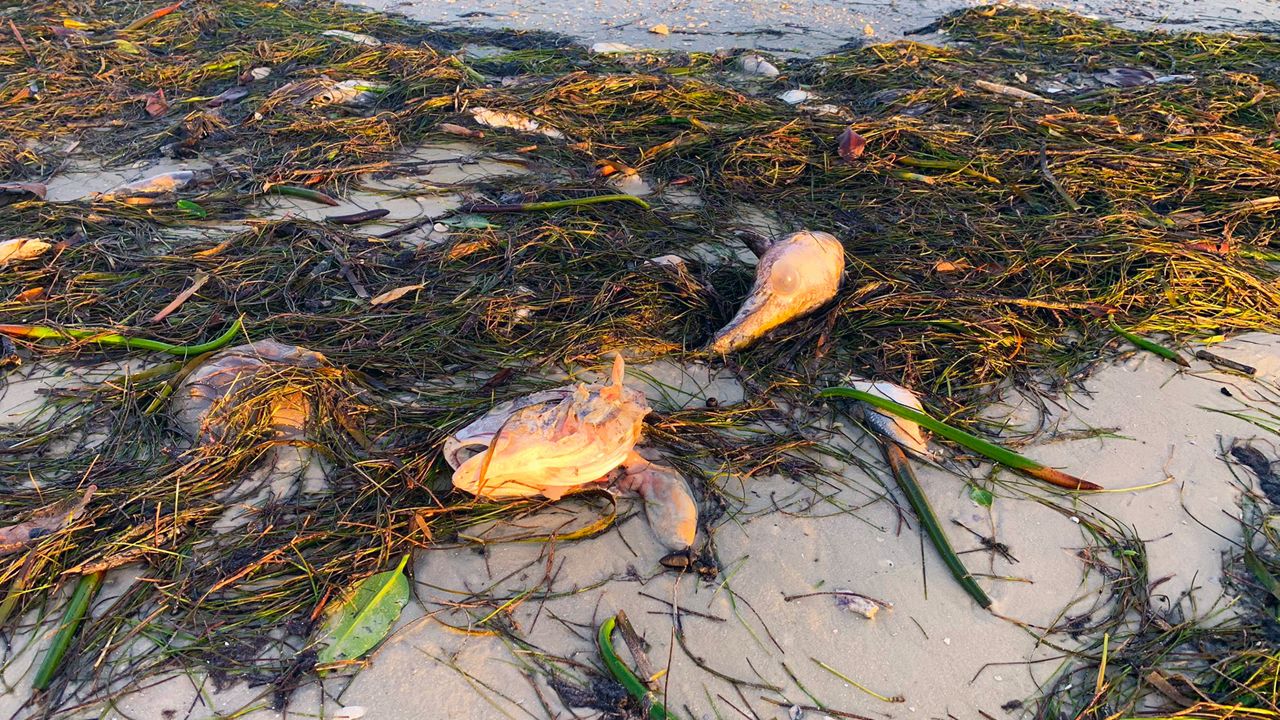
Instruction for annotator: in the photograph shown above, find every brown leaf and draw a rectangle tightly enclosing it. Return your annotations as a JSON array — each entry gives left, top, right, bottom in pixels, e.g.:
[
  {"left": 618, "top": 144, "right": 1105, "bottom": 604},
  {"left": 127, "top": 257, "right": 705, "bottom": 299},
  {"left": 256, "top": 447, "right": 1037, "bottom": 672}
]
[
  {"left": 143, "top": 89, "right": 168, "bottom": 117},
  {"left": 14, "top": 287, "right": 46, "bottom": 303},
  {"left": 838, "top": 127, "right": 866, "bottom": 163},
  {"left": 932, "top": 259, "right": 972, "bottom": 273},
  {"left": 369, "top": 284, "right": 423, "bottom": 306},
  {"left": 0, "top": 182, "right": 47, "bottom": 202}
]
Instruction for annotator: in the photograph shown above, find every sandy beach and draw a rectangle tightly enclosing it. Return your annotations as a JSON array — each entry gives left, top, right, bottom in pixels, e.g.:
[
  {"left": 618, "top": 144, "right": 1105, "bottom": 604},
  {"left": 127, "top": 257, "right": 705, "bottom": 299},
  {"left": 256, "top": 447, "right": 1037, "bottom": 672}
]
[{"left": 1, "top": 1, "right": 1278, "bottom": 719}]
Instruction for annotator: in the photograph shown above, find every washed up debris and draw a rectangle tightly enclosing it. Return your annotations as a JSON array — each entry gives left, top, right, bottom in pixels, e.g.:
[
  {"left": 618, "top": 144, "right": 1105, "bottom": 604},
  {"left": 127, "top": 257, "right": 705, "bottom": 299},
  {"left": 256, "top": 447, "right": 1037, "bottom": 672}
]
[
  {"left": 819, "top": 385, "right": 1101, "bottom": 491},
  {"left": 589, "top": 42, "right": 637, "bottom": 54},
  {"left": 321, "top": 29, "right": 382, "bottom": 47},
  {"left": 1109, "top": 319, "right": 1190, "bottom": 367},
  {"left": 368, "top": 284, "right": 422, "bottom": 306},
  {"left": 264, "top": 184, "right": 340, "bottom": 206},
  {"left": 648, "top": 23, "right": 670, "bottom": 35},
  {"left": 445, "top": 355, "right": 698, "bottom": 551},
  {"left": 314, "top": 79, "right": 386, "bottom": 107},
  {"left": 469, "top": 107, "right": 565, "bottom": 139},
  {"left": 437, "top": 122, "right": 483, "bottom": 138},
  {"left": 838, "top": 377, "right": 933, "bottom": 458},
  {"left": 241, "top": 66, "right": 271, "bottom": 83},
  {"left": 141, "top": 89, "right": 168, "bottom": 116},
  {"left": 0, "top": 237, "right": 52, "bottom": 266},
  {"left": 0, "top": 317, "right": 243, "bottom": 357},
  {"left": 709, "top": 230, "right": 845, "bottom": 354},
  {"left": 97, "top": 170, "right": 196, "bottom": 203},
  {"left": 0, "top": 485, "right": 95, "bottom": 556},
  {"left": 314, "top": 555, "right": 410, "bottom": 665},
  {"left": 783, "top": 589, "right": 893, "bottom": 619},
  {"left": 777, "top": 89, "right": 812, "bottom": 105},
  {"left": 736, "top": 53, "right": 780, "bottom": 77},
  {"left": 206, "top": 86, "right": 249, "bottom": 107},
  {"left": 1093, "top": 67, "right": 1155, "bottom": 87},
  {"left": 172, "top": 340, "right": 326, "bottom": 442},
  {"left": 0, "top": 182, "right": 45, "bottom": 205},
  {"left": 974, "top": 79, "right": 1050, "bottom": 102}
]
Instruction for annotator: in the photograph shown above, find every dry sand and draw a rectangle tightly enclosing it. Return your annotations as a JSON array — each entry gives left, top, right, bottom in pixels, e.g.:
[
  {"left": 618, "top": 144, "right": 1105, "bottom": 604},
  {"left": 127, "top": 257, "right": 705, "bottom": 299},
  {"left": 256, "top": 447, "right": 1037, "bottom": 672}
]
[{"left": 2, "top": 331, "right": 1278, "bottom": 719}]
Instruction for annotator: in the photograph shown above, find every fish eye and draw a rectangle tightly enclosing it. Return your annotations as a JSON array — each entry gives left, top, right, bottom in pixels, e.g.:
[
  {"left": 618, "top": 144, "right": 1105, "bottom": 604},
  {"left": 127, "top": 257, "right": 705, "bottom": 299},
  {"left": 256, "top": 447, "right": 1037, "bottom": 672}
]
[{"left": 770, "top": 255, "right": 804, "bottom": 294}]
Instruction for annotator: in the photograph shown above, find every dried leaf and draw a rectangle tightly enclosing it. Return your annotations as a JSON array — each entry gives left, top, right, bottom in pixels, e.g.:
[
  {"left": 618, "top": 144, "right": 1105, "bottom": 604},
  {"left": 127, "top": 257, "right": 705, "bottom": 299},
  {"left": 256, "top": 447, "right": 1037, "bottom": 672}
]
[
  {"left": 369, "top": 284, "right": 423, "bottom": 306},
  {"left": 14, "top": 287, "right": 46, "bottom": 303},
  {"left": 0, "top": 182, "right": 46, "bottom": 201},
  {"left": 838, "top": 126, "right": 866, "bottom": 162},
  {"left": 648, "top": 23, "right": 670, "bottom": 35}
]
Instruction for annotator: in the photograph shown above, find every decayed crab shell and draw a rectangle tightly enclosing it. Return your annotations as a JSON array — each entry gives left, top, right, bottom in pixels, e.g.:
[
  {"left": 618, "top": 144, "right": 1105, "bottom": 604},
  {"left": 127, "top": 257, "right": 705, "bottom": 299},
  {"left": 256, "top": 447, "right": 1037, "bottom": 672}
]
[
  {"left": 446, "top": 355, "right": 649, "bottom": 500},
  {"left": 709, "top": 230, "right": 845, "bottom": 354},
  {"left": 172, "top": 340, "right": 327, "bottom": 443}
]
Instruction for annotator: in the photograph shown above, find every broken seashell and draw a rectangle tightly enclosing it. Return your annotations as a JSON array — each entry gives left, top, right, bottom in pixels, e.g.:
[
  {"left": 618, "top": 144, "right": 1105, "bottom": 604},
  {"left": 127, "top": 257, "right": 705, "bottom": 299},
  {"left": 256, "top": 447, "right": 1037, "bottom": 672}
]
[{"left": 777, "top": 89, "right": 812, "bottom": 105}]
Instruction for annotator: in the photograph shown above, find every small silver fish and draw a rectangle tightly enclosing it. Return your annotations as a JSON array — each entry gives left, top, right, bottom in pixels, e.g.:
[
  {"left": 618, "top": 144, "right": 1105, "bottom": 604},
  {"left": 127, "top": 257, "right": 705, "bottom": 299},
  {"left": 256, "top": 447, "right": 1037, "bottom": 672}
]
[{"left": 842, "top": 377, "right": 933, "bottom": 458}]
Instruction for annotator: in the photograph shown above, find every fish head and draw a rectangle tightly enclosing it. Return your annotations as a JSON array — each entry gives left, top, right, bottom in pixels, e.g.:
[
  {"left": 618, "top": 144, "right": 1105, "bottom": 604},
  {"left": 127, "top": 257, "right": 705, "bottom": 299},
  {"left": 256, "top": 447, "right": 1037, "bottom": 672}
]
[{"left": 709, "top": 230, "right": 845, "bottom": 354}]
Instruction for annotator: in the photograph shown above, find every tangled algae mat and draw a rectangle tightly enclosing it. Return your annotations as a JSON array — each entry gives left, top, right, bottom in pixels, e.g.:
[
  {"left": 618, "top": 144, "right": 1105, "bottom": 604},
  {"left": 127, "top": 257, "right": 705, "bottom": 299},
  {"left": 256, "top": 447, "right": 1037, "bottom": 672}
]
[{"left": 1, "top": 1, "right": 1280, "bottom": 718}]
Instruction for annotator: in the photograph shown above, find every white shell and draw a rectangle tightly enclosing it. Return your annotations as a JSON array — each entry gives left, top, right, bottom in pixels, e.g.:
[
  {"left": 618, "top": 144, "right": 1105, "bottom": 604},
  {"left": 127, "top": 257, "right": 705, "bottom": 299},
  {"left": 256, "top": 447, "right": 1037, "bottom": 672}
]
[{"left": 590, "top": 42, "right": 637, "bottom": 54}]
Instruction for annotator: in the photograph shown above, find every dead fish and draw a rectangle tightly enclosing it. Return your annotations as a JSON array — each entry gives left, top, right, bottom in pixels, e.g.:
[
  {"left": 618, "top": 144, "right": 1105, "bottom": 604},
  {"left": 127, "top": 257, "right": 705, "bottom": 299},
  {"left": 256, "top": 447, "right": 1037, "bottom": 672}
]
[
  {"left": 0, "top": 485, "right": 95, "bottom": 556},
  {"left": 590, "top": 42, "right": 637, "bottom": 54},
  {"left": 777, "top": 89, "right": 812, "bottom": 105},
  {"left": 708, "top": 230, "right": 845, "bottom": 354},
  {"left": 469, "top": 107, "right": 565, "bottom": 140},
  {"left": 841, "top": 376, "right": 933, "bottom": 458},
  {"left": 1093, "top": 67, "right": 1155, "bottom": 88},
  {"left": 172, "top": 340, "right": 327, "bottom": 443},
  {"left": 0, "top": 237, "right": 53, "bottom": 266},
  {"left": 97, "top": 170, "right": 196, "bottom": 203},
  {"left": 312, "top": 79, "right": 387, "bottom": 107},
  {"left": 444, "top": 355, "right": 699, "bottom": 551},
  {"left": 321, "top": 29, "right": 382, "bottom": 47},
  {"left": 736, "top": 54, "right": 780, "bottom": 77},
  {"left": 974, "top": 79, "right": 1049, "bottom": 103}
]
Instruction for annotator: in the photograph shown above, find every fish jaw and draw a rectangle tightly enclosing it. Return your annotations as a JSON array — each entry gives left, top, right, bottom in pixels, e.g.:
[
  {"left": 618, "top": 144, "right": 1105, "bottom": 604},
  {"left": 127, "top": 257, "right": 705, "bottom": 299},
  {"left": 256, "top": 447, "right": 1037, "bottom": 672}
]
[
  {"left": 616, "top": 451, "right": 698, "bottom": 551},
  {"left": 708, "top": 230, "right": 844, "bottom": 354}
]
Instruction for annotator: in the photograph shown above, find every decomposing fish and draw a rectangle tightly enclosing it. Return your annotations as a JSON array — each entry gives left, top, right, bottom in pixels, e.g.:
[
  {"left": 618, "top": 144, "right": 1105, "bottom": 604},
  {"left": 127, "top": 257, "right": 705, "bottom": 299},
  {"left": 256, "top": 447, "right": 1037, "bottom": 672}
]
[
  {"left": 840, "top": 376, "right": 934, "bottom": 458},
  {"left": 0, "top": 485, "right": 95, "bottom": 556},
  {"left": 0, "top": 237, "right": 53, "bottom": 266},
  {"left": 173, "top": 340, "right": 326, "bottom": 443},
  {"left": 97, "top": 170, "right": 196, "bottom": 203},
  {"left": 444, "top": 355, "right": 698, "bottom": 551},
  {"left": 469, "top": 107, "right": 565, "bottom": 140},
  {"left": 777, "top": 89, "right": 812, "bottom": 105},
  {"left": 312, "top": 79, "right": 386, "bottom": 107},
  {"left": 321, "top": 29, "right": 382, "bottom": 47},
  {"left": 708, "top": 230, "right": 845, "bottom": 353}
]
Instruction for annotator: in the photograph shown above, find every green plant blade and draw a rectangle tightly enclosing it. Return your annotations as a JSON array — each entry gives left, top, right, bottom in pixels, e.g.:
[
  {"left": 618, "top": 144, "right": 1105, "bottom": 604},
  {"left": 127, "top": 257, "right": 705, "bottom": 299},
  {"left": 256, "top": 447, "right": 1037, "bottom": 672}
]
[
  {"left": 819, "top": 386, "right": 1099, "bottom": 491},
  {"left": 0, "top": 316, "right": 243, "bottom": 357},
  {"left": 1108, "top": 319, "right": 1189, "bottom": 367},
  {"left": 883, "top": 443, "right": 992, "bottom": 609},
  {"left": 597, "top": 615, "right": 675, "bottom": 720},
  {"left": 176, "top": 199, "right": 207, "bottom": 218},
  {"left": 316, "top": 554, "right": 411, "bottom": 664},
  {"left": 33, "top": 571, "right": 104, "bottom": 691}
]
